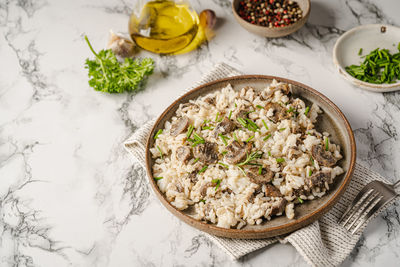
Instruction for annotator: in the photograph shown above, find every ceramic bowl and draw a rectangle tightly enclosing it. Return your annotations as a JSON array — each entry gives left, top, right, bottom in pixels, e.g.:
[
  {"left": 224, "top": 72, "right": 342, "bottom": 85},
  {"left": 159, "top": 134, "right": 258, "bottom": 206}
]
[
  {"left": 145, "top": 75, "right": 356, "bottom": 239},
  {"left": 231, "top": 0, "right": 310, "bottom": 38},
  {"left": 333, "top": 24, "right": 400, "bottom": 93}
]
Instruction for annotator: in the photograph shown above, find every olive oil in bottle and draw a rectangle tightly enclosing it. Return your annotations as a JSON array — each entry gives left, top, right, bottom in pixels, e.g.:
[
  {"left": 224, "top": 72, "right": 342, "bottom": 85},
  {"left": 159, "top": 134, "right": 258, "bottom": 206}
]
[{"left": 129, "top": 0, "right": 199, "bottom": 54}]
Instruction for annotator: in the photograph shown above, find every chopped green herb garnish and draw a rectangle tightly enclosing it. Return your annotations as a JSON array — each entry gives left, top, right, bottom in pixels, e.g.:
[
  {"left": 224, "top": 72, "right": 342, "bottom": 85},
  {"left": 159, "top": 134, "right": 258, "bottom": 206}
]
[
  {"left": 193, "top": 157, "right": 200, "bottom": 163},
  {"left": 234, "top": 102, "right": 237, "bottom": 108},
  {"left": 263, "top": 134, "right": 272, "bottom": 141},
  {"left": 215, "top": 112, "right": 220, "bottom": 122},
  {"left": 245, "top": 118, "right": 259, "bottom": 131},
  {"left": 286, "top": 106, "right": 295, "bottom": 113},
  {"left": 228, "top": 110, "right": 233, "bottom": 119},
  {"left": 258, "top": 166, "right": 263, "bottom": 175},
  {"left": 199, "top": 199, "right": 206, "bottom": 203},
  {"left": 219, "top": 134, "right": 229, "bottom": 146},
  {"left": 276, "top": 157, "right": 285, "bottom": 163},
  {"left": 358, "top": 48, "right": 363, "bottom": 56},
  {"left": 325, "top": 137, "right": 329, "bottom": 151},
  {"left": 193, "top": 133, "right": 205, "bottom": 142},
  {"left": 218, "top": 162, "right": 229, "bottom": 169},
  {"left": 268, "top": 151, "right": 272, "bottom": 157},
  {"left": 310, "top": 156, "right": 314, "bottom": 165},
  {"left": 256, "top": 105, "right": 264, "bottom": 109},
  {"left": 298, "top": 197, "right": 304, "bottom": 204},
  {"left": 237, "top": 117, "right": 247, "bottom": 128},
  {"left": 233, "top": 132, "right": 239, "bottom": 142},
  {"left": 246, "top": 135, "right": 254, "bottom": 142},
  {"left": 308, "top": 169, "right": 313, "bottom": 176},
  {"left": 186, "top": 125, "right": 194, "bottom": 138},
  {"left": 237, "top": 151, "right": 263, "bottom": 166},
  {"left": 262, "top": 119, "right": 269, "bottom": 130},
  {"left": 156, "top": 145, "right": 163, "bottom": 159},
  {"left": 211, "top": 179, "right": 221, "bottom": 191},
  {"left": 304, "top": 106, "right": 310, "bottom": 116},
  {"left": 198, "top": 165, "right": 208, "bottom": 173},
  {"left": 154, "top": 177, "right": 163, "bottom": 181},
  {"left": 154, "top": 129, "right": 163, "bottom": 140},
  {"left": 279, "top": 128, "right": 286, "bottom": 132},
  {"left": 202, "top": 126, "right": 214, "bottom": 130},
  {"left": 221, "top": 151, "right": 228, "bottom": 155}
]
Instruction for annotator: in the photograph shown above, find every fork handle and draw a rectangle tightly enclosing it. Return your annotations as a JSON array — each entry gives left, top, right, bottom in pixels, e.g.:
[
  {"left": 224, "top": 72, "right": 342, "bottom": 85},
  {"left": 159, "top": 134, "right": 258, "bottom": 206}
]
[{"left": 394, "top": 180, "right": 400, "bottom": 188}]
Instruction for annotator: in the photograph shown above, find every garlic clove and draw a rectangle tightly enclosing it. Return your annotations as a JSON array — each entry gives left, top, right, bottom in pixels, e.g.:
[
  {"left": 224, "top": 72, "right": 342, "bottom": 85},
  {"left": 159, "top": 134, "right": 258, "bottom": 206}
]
[
  {"left": 107, "top": 30, "right": 136, "bottom": 58},
  {"left": 199, "top": 9, "right": 217, "bottom": 30}
]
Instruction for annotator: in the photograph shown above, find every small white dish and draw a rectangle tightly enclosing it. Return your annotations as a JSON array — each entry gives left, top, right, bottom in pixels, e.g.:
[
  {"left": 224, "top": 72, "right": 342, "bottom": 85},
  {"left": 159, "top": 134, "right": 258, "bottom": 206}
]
[{"left": 333, "top": 24, "right": 400, "bottom": 93}]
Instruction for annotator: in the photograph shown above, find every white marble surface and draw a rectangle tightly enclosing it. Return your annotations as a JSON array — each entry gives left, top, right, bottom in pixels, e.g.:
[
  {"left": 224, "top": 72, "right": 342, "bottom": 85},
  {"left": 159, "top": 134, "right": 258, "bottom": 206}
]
[{"left": 1, "top": 0, "right": 400, "bottom": 266}]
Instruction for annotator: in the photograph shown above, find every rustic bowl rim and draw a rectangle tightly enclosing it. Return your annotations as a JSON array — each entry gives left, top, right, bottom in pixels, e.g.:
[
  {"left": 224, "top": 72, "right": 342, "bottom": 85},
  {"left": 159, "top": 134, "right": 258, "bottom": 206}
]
[
  {"left": 332, "top": 24, "right": 400, "bottom": 92},
  {"left": 231, "top": 0, "right": 311, "bottom": 33},
  {"left": 145, "top": 75, "right": 356, "bottom": 238}
]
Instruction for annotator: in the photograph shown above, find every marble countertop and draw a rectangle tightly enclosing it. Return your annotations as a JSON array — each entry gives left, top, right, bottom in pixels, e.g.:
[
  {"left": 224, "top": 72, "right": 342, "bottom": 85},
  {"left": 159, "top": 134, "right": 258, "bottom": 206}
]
[{"left": 1, "top": 0, "right": 400, "bottom": 266}]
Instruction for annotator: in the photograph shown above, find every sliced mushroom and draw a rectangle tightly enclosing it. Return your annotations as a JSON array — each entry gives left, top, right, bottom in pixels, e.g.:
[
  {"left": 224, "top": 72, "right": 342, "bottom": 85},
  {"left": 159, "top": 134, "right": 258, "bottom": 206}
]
[
  {"left": 265, "top": 102, "right": 290, "bottom": 123},
  {"left": 176, "top": 182, "right": 184, "bottom": 193},
  {"left": 176, "top": 146, "right": 192, "bottom": 163},
  {"left": 264, "top": 83, "right": 291, "bottom": 99},
  {"left": 248, "top": 186, "right": 263, "bottom": 202},
  {"left": 225, "top": 141, "right": 252, "bottom": 164},
  {"left": 311, "top": 145, "right": 337, "bottom": 167},
  {"left": 307, "top": 171, "right": 330, "bottom": 190},
  {"left": 204, "top": 96, "right": 215, "bottom": 105},
  {"left": 200, "top": 182, "right": 213, "bottom": 196},
  {"left": 270, "top": 198, "right": 287, "bottom": 216},
  {"left": 188, "top": 171, "right": 198, "bottom": 184},
  {"left": 214, "top": 117, "right": 235, "bottom": 136},
  {"left": 293, "top": 186, "right": 311, "bottom": 197},
  {"left": 247, "top": 167, "right": 274, "bottom": 185},
  {"left": 264, "top": 184, "right": 283, "bottom": 198},
  {"left": 170, "top": 116, "right": 189, "bottom": 137},
  {"left": 193, "top": 142, "right": 218, "bottom": 164},
  {"left": 275, "top": 83, "right": 290, "bottom": 95}
]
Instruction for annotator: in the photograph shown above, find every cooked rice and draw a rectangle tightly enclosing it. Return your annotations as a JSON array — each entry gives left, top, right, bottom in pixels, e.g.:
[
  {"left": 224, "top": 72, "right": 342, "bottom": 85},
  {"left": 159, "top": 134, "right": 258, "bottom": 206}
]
[{"left": 151, "top": 80, "right": 344, "bottom": 229}]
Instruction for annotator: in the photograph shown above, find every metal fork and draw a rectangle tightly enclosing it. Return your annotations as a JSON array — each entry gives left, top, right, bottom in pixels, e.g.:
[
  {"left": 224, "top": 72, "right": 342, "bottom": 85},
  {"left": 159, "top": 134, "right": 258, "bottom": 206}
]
[{"left": 338, "top": 179, "right": 400, "bottom": 234}]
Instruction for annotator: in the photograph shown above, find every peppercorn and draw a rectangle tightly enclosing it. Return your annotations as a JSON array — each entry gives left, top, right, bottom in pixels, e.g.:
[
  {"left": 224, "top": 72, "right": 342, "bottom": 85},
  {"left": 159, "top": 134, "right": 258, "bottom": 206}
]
[{"left": 237, "top": 0, "right": 302, "bottom": 27}]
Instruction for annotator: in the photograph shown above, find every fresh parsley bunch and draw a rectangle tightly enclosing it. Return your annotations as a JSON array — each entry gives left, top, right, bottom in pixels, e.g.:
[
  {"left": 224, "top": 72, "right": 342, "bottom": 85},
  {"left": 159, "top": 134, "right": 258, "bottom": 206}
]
[{"left": 84, "top": 36, "right": 154, "bottom": 93}]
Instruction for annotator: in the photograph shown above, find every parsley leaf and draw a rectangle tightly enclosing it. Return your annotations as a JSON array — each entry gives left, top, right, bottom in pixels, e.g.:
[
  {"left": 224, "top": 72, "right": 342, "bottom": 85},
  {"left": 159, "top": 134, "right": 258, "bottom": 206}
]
[{"left": 84, "top": 36, "right": 154, "bottom": 93}]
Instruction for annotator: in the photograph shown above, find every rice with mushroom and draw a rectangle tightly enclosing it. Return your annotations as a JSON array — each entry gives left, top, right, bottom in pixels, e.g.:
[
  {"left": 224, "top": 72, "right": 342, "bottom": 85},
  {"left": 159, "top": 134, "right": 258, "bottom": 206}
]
[{"left": 151, "top": 80, "right": 344, "bottom": 229}]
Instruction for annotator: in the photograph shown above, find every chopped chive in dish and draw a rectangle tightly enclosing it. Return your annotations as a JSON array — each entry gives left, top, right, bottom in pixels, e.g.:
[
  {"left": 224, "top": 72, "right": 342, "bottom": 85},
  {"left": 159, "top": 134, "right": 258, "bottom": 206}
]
[
  {"left": 156, "top": 145, "right": 163, "bottom": 159},
  {"left": 154, "top": 129, "right": 163, "bottom": 139},
  {"left": 276, "top": 157, "right": 285, "bottom": 163},
  {"left": 154, "top": 177, "right": 163, "bottom": 181},
  {"left": 304, "top": 106, "right": 310, "bottom": 116},
  {"left": 262, "top": 119, "right": 269, "bottom": 130},
  {"left": 298, "top": 197, "right": 304, "bottom": 204},
  {"left": 246, "top": 135, "right": 254, "bottom": 142},
  {"left": 345, "top": 44, "right": 400, "bottom": 84},
  {"left": 186, "top": 125, "right": 194, "bottom": 138},
  {"left": 212, "top": 179, "right": 221, "bottom": 191},
  {"left": 263, "top": 134, "right": 272, "bottom": 141},
  {"left": 198, "top": 165, "right": 208, "bottom": 173},
  {"left": 325, "top": 137, "right": 329, "bottom": 151},
  {"left": 218, "top": 162, "right": 229, "bottom": 169}
]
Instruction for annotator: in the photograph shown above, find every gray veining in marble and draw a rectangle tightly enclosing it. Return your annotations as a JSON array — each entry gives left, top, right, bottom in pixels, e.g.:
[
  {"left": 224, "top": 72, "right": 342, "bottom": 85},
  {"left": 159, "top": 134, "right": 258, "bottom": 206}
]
[{"left": 1, "top": 0, "right": 400, "bottom": 266}]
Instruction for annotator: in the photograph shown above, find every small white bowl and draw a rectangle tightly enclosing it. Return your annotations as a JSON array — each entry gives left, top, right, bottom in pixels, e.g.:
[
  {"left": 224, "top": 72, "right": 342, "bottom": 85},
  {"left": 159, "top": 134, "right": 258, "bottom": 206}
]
[{"left": 333, "top": 24, "right": 400, "bottom": 93}]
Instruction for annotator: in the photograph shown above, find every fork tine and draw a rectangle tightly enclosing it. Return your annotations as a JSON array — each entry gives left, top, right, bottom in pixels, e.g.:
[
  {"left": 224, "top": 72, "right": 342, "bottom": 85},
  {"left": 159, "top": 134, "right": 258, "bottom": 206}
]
[
  {"left": 340, "top": 188, "right": 374, "bottom": 225},
  {"left": 352, "top": 196, "right": 393, "bottom": 234},
  {"left": 346, "top": 193, "right": 381, "bottom": 230},
  {"left": 338, "top": 187, "right": 374, "bottom": 223}
]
